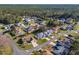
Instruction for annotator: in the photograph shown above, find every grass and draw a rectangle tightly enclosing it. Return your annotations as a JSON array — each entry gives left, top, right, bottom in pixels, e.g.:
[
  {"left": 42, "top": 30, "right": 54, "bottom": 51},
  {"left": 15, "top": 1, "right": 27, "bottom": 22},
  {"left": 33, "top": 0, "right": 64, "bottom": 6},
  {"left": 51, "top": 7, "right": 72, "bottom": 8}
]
[
  {"left": 5, "top": 32, "right": 34, "bottom": 50},
  {"left": 70, "top": 32, "right": 79, "bottom": 37},
  {"left": 4, "top": 33, "right": 23, "bottom": 51},
  {"left": 21, "top": 43, "right": 33, "bottom": 50},
  {"left": 0, "top": 34, "right": 13, "bottom": 55},
  {"left": 32, "top": 28, "right": 44, "bottom": 35},
  {"left": 37, "top": 38, "right": 48, "bottom": 45},
  {"left": 0, "top": 28, "right": 5, "bottom": 32},
  {"left": 74, "top": 23, "right": 79, "bottom": 30},
  {"left": 0, "top": 45, "right": 13, "bottom": 55},
  {"left": 0, "top": 29, "right": 3, "bottom": 32},
  {"left": 0, "top": 24, "right": 5, "bottom": 32},
  {"left": 32, "top": 51, "right": 41, "bottom": 55}
]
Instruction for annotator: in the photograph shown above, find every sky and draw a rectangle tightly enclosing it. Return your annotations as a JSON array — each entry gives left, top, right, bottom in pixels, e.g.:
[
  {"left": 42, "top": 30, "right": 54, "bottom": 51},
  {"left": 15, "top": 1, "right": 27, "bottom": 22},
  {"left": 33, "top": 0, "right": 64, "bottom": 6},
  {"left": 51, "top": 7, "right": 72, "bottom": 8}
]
[{"left": 0, "top": 0, "right": 79, "bottom": 4}]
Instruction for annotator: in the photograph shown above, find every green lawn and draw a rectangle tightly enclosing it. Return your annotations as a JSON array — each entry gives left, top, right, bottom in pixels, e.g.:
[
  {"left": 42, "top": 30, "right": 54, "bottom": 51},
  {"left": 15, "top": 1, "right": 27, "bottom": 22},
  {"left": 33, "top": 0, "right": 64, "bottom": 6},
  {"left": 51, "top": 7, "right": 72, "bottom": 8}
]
[
  {"left": 32, "top": 51, "right": 41, "bottom": 55},
  {"left": 0, "top": 28, "right": 5, "bottom": 32},
  {"left": 21, "top": 43, "right": 33, "bottom": 50},
  {"left": 70, "top": 32, "right": 79, "bottom": 37},
  {"left": 74, "top": 23, "right": 79, "bottom": 30},
  {"left": 37, "top": 38, "right": 48, "bottom": 45}
]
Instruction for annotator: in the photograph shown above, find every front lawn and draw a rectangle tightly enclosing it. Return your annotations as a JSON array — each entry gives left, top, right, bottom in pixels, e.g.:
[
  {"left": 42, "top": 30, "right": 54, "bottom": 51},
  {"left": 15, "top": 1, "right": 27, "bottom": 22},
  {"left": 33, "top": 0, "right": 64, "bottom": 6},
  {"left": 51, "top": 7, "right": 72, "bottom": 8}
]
[
  {"left": 74, "top": 23, "right": 79, "bottom": 30},
  {"left": 37, "top": 38, "right": 48, "bottom": 45},
  {"left": 20, "top": 43, "right": 33, "bottom": 50}
]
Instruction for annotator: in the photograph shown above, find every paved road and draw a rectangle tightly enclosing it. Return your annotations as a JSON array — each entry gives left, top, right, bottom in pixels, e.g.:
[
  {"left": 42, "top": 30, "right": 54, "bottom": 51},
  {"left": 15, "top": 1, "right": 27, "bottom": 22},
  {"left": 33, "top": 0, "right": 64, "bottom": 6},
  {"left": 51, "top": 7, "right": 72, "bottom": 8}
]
[
  {"left": 10, "top": 39, "right": 27, "bottom": 55},
  {"left": 1, "top": 30, "right": 76, "bottom": 55},
  {"left": 12, "top": 37, "right": 54, "bottom": 55},
  {"left": 1, "top": 31, "right": 53, "bottom": 55},
  {"left": 0, "top": 31, "right": 56, "bottom": 55},
  {"left": 0, "top": 32, "right": 27, "bottom": 55},
  {"left": 8, "top": 35, "right": 55, "bottom": 55},
  {"left": 25, "top": 39, "right": 54, "bottom": 55}
]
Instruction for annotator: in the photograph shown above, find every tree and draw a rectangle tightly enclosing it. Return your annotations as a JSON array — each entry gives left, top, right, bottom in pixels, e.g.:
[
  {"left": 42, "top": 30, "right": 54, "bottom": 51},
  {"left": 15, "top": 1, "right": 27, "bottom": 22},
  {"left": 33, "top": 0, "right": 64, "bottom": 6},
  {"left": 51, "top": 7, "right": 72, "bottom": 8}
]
[{"left": 69, "top": 39, "right": 79, "bottom": 55}]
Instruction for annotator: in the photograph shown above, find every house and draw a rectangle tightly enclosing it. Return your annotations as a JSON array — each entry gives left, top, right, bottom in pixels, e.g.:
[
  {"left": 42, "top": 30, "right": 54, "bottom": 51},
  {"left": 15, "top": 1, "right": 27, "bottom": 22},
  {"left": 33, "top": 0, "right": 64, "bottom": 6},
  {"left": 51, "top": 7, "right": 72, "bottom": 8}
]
[
  {"left": 41, "top": 21, "right": 46, "bottom": 25},
  {"left": 60, "top": 26, "right": 67, "bottom": 30},
  {"left": 31, "top": 39, "right": 38, "bottom": 47},
  {"left": 13, "top": 26, "right": 25, "bottom": 36},
  {"left": 60, "top": 24, "right": 68, "bottom": 30},
  {"left": 25, "top": 26, "right": 33, "bottom": 33},
  {"left": 36, "top": 32, "right": 44, "bottom": 39},
  {"left": 44, "top": 29, "right": 53, "bottom": 37},
  {"left": 24, "top": 18, "right": 31, "bottom": 23},
  {"left": 24, "top": 17, "right": 35, "bottom": 25},
  {"left": 59, "top": 18, "right": 66, "bottom": 22},
  {"left": 65, "top": 37, "right": 73, "bottom": 45},
  {"left": 52, "top": 36, "right": 73, "bottom": 55},
  {"left": 24, "top": 23, "right": 40, "bottom": 33},
  {"left": 35, "top": 18, "right": 43, "bottom": 24},
  {"left": 43, "top": 49, "right": 53, "bottom": 55},
  {"left": 64, "top": 18, "right": 74, "bottom": 24},
  {"left": 66, "top": 25, "right": 73, "bottom": 30},
  {"left": 5, "top": 25, "right": 11, "bottom": 31},
  {"left": 53, "top": 46, "right": 69, "bottom": 55},
  {"left": 53, "top": 41, "right": 68, "bottom": 55},
  {"left": 31, "top": 17, "right": 37, "bottom": 21},
  {"left": 56, "top": 41, "right": 63, "bottom": 46},
  {"left": 75, "top": 30, "right": 79, "bottom": 33},
  {"left": 15, "top": 23, "right": 26, "bottom": 28},
  {"left": 53, "top": 26, "right": 60, "bottom": 33},
  {"left": 25, "top": 26, "right": 34, "bottom": 33},
  {"left": 22, "top": 35, "right": 33, "bottom": 43},
  {"left": 64, "top": 20, "right": 70, "bottom": 24},
  {"left": 5, "top": 24, "right": 14, "bottom": 31},
  {"left": 35, "top": 29, "right": 53, "bottom": 39}
]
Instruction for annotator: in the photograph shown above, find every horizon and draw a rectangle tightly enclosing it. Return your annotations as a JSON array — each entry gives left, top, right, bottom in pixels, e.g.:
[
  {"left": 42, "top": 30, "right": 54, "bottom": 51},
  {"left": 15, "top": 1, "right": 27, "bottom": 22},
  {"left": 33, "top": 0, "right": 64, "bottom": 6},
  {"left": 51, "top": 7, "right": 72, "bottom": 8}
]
[{"left": 0, "top": 4, "right": 79, "bottom": 8}]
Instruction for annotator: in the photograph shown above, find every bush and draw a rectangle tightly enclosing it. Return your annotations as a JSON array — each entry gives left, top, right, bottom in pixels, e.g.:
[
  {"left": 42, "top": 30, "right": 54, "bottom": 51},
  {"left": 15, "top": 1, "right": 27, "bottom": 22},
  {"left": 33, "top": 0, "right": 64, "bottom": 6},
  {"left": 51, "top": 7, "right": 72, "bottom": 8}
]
[{"left": 17, "top": 39, "right": 23, "bottom": 44}]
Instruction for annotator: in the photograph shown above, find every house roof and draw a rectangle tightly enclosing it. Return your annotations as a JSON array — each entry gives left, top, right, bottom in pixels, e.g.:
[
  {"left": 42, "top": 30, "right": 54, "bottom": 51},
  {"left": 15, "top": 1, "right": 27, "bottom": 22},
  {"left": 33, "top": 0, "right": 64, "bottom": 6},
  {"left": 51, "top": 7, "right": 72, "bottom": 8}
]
[
  {"left": 36, "top": 29, "right": 53, "bottom": 39},
  {"left": 22, "top": 35, "right": 33, "bottom": 43}
]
